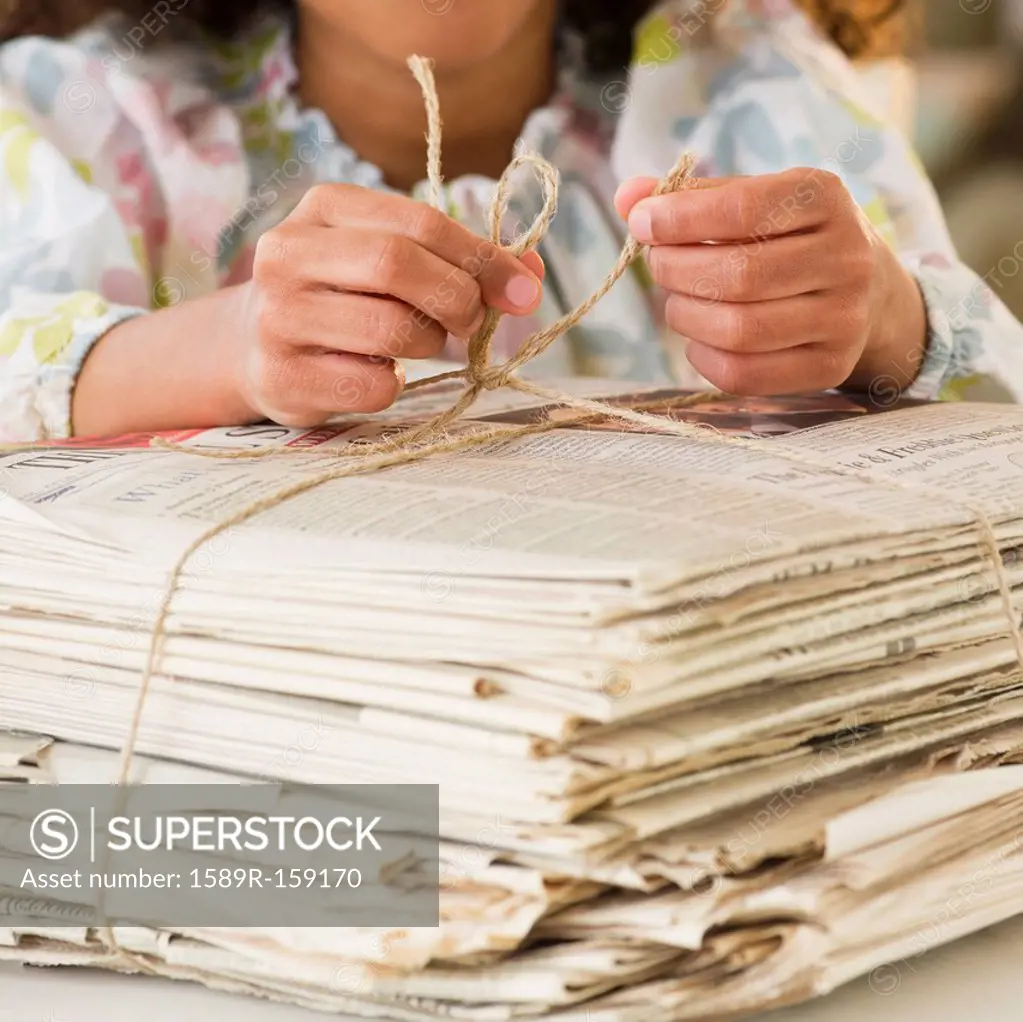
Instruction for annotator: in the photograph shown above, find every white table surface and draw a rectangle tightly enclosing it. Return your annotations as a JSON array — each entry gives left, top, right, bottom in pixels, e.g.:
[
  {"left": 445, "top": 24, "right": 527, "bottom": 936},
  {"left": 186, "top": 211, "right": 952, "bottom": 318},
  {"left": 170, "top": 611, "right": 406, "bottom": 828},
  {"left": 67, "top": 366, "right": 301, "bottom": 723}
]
[{"left": 4, "top": 913, "right": 1023, "bottom": 1022}]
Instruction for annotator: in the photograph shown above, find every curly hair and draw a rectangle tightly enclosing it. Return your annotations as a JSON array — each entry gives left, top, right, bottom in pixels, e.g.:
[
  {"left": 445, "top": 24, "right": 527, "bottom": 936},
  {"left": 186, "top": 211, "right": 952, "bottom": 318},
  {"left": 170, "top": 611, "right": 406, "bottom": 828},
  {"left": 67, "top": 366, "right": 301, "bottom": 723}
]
[{"left": 0, "top": 0, "right": 908, "bottom": 66}]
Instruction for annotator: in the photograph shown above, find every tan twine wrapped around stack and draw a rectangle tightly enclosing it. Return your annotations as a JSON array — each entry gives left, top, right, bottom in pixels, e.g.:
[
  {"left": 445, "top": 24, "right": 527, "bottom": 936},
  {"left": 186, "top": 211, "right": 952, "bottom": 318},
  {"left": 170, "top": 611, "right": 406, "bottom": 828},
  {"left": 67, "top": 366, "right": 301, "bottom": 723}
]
[{"left": 1, "top": 56, "right": 1021, "bottom": 978}]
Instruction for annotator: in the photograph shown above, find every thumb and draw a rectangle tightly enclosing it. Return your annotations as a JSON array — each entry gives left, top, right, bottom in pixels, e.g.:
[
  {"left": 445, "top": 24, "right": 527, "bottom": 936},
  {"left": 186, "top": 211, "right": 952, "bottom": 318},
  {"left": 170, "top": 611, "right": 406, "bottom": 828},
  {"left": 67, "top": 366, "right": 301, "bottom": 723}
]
[
  {"left": 614, "top": 173, "right": 746, "bottom": 220},
  {"left": 613, "top": 177, "right": 659, "bottom": 220},
  {"left": 519, "top": 249, "right": 545, "bottom": 282}
]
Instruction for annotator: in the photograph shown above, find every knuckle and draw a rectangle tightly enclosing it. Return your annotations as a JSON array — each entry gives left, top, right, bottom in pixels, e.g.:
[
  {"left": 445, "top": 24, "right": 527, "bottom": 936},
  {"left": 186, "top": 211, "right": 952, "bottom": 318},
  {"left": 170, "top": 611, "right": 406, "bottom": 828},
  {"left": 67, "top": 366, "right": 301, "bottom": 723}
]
[
  {"left": 251, "top": 346, "right": 291, "bottom": 400},
  {"left": 712, "top": 355, "right": 755, "bottom": 395},
  {"left": 666, "top": 294, "right": 683, "bottom": 333},
  {"left": 662, "top": 294, "right": 695, "bottom": 337},
  {"left": 664, "top": 201, "right": 687, "bottom": 239},
  {"left": 339, "top": 363, "right": 401, "bottom": 413},
  {"left": 364, "top": 302, "right": 413, "bottom": 355},
  {"left": 844, "top": 243, "right": 875, "bottom": 284},
  {"left": 296, "top": 182, "right": 352, "bottom": 219},
  {"left": 801, "top": 170, "right": 840, "bottom": 212},
  {"left": 368, "top": 305, "right": 444, "bottom": 359},
  {"left": 844, "top": 294, "right": 872, "bottom": 337},
  {"left": 818, "top": 169, "right": 844, "bottom": 195},
  {"left": 750, "top": 194, "right": 777, "bottom": 233},
  {"left": 664, "top": 294, "right": 687, "bottom": 336},
  {"left": 255, "top": 294, "right": 295, "bottom": 344},
  {"left": 252, "top": 228, "right": 298, "bottom": 284},
  {"left": 410, "top": 204, "right": 452, "bottom": 250},
  {"left": 725, "top": 306, "right": 765, "bottom": 350},
  {"left": 331, "top": 369, "right": 373, "bottom": 410},
  {"left": 373, "top": 234, "right": 414, "bottom": 285},
  {"left": 814, "top": 344, "right": 856, "bottom": 389},
  {"left": 465, "top": 240, "right": 500, "bottom": 278},
  {"left": 837, "top": 303, "right": 871, "bottom": 354},
  {"left": 729, "top": 254, "right": 759, "bottom": 297},
  {"left": 437, "top": 274, "right": 483, "bottom": 332},
  {"left": 819, "top": 172, "right": 848, "bottom": 213},
  {"left": 662, "top": 292, "right": 687, "bottom": 335},
  {"left": 646, "top": 246, "right": 673, "bottom": 286},
  {"left": 730, "top": 188, "right": 758, "bottom": 234},
  {"left": 406, "top": 320, "right": 447, "bottom": 358}
]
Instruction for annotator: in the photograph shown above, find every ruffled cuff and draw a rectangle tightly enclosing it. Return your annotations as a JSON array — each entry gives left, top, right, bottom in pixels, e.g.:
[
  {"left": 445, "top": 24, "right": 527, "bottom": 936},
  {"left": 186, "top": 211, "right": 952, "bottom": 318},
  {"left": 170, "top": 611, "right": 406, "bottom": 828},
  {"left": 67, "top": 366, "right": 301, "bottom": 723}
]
[
  {"left": 33, "top": 303, "right": 146, "bottom": 440},
  {"left": 898, "top": 256, "right": 1022, "bottom": 403},
  {"left": 902, "top": 261, "right": 962, "bottom": 402}
]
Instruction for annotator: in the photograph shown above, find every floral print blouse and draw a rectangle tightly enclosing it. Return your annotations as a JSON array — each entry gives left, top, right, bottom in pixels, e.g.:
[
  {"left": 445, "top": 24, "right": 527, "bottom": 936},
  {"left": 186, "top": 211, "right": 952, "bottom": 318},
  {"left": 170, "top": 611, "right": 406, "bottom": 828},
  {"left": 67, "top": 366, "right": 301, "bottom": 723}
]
[{"left": 0, "top": 0, "right": 1020, "bottom": 441}]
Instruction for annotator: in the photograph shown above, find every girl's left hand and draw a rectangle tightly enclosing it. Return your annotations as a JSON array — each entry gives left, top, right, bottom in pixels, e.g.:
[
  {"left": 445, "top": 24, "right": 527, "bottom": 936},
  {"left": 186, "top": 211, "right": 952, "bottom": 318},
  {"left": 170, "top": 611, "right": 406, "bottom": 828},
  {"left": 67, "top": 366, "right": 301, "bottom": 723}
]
[{"left": 615, "top": 168, "right": 928, "bottom": 396}]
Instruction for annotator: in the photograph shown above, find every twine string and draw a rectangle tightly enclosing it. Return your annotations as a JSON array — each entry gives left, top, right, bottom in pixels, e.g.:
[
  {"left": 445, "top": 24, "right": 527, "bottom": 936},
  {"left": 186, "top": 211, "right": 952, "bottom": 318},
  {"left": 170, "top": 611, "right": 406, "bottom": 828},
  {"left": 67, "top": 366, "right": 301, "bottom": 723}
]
[
  {"left": 0, "top": 55, "right": 1018, "bottom": 970},
  {"left": 113, "top": 55, "right": 1023, "bottom": 842}
]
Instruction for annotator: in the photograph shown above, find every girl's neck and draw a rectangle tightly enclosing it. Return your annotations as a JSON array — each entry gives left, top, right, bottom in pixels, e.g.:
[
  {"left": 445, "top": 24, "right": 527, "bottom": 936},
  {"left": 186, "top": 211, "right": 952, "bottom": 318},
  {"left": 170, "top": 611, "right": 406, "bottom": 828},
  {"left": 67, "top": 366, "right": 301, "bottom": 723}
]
[{"left": 295, "top": 10, "right": 558, "bottom": 192}]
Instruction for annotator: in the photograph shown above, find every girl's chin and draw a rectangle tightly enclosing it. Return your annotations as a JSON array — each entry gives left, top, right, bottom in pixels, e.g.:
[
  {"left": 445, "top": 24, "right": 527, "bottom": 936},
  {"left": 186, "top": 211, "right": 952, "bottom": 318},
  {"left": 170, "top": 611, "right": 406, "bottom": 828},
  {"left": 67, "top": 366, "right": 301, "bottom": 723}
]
[{"left": 300, "top": 0, "right": 550, "bottom": 70}]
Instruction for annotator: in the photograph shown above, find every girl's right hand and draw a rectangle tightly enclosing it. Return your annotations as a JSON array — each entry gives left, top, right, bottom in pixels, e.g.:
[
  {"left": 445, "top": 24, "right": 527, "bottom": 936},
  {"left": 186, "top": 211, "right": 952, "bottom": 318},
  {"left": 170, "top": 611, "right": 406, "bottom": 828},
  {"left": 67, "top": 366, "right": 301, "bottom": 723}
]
[{"left": 236, "top": 184, "right": 545, "bottom": 428}]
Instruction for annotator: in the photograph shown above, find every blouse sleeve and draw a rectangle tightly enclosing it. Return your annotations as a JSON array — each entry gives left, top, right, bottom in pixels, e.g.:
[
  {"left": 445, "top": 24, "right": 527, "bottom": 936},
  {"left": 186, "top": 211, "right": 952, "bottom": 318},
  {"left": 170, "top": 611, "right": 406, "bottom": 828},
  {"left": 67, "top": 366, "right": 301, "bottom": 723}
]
[
  {"left": 704, "top": 80, "right": 1023, "bottom": 402},
  {"left": 0, "top": 35, "right": 151, "bottom": 442},
  {"left": 611, "top": 4, "right": 1023, "bottom": 402}
]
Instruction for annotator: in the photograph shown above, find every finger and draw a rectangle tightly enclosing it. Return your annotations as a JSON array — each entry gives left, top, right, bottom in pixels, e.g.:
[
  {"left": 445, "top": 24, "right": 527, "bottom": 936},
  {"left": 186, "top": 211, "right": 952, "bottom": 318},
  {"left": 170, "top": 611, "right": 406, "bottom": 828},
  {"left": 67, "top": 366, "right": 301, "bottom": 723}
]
[
  {"left": 318, "top": 353, "right": 405, "bottom": 415},
  {"left": 628, "top": 167, "right": 846, "bottom": 245},
  {"left": 271, "top": 292, "right": 447, "bottom": 360},
  {"left": 259, "top": 224, "right": 487, "bottom": 338},
  {"left": 648, "top": 232, "right": 846, "bottom": 303},
  {"left": 685, "top": 340, "right": 857, "bottom": 395},
  {"left": 613, "top": 175, "right": 742, "bottom": 220},
  {"left": 665, "top": 292, "right": 829, "bottom": 354},
  {"left": 255, "top": 351, "right": 405, "bottom": 427},
  {"left": 521, "top": 249, "right": 546, "bottom": 282},
  {"left": 614, "top": 177, "right": 658, "bottom": 220},
  {"left": 292, "top": 184, "right": 542, "bottom": 315}
]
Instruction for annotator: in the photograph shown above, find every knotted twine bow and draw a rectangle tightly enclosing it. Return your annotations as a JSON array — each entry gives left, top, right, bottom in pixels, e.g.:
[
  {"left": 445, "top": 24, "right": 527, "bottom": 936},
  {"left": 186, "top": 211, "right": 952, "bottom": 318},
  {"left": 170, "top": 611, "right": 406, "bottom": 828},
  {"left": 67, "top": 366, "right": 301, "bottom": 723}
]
[
  {"left": 114, "top": 55, "right": 717, "bottom": 787},
  {"left": 4, "top": 57, "right": 1022, "bottom": 972}
]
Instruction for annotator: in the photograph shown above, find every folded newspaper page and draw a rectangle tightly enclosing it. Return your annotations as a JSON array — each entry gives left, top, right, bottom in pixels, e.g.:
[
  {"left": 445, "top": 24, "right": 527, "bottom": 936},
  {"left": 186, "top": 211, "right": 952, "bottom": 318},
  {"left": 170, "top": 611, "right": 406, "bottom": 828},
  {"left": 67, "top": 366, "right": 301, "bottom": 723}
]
[{"left": 2, "top": 384, "right": 1023, "bottom": 1019}]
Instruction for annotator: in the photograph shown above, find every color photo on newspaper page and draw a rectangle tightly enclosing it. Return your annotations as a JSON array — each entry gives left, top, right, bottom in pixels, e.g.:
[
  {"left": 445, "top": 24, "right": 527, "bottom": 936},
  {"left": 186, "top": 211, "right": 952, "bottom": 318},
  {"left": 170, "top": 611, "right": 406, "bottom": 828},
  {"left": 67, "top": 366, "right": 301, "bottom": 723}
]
[
  {"left": 6, "top": 387, "right": 931, "bottom": 452},
  {"left": 472, "top": 389, "right": 931, "bottom": 439}
]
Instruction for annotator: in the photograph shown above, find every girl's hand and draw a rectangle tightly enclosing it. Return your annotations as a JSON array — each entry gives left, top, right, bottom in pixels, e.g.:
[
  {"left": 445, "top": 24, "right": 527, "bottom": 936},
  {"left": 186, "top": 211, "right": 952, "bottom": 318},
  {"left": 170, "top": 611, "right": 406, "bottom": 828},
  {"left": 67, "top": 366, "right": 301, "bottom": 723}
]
[
  {"left": 237, "top": 184, "right": 544, "bottom": 427},
  {"left": 615, "top": 169, "right": 927, "bottom": 396}
]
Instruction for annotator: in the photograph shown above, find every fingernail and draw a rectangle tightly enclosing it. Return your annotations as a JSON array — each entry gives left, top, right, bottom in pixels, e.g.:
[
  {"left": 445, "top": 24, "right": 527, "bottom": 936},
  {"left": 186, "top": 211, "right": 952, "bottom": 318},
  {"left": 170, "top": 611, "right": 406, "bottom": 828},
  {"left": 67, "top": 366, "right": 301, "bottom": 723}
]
[
  {"left": 629, "top": 205, "right": 654, "bottom": 243},
  {"left": 505, "top": 274, "right": 540, "bottom": 310}
]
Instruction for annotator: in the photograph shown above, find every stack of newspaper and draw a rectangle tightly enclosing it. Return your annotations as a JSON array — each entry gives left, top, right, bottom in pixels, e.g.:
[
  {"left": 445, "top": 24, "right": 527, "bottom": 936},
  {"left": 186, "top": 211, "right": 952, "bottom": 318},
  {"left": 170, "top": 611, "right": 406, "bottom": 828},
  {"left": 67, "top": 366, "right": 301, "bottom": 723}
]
[{"left": 2, "top": 380, "right": 1023, "bottom": 1019}]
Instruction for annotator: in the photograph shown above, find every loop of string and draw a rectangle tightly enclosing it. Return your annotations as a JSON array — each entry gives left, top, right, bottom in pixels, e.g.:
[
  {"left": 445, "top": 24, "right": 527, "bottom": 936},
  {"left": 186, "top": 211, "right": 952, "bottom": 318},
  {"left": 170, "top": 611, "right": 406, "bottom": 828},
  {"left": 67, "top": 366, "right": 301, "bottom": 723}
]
[{"left": 1, "top": 55, "right": 1020, "bottom": 972}]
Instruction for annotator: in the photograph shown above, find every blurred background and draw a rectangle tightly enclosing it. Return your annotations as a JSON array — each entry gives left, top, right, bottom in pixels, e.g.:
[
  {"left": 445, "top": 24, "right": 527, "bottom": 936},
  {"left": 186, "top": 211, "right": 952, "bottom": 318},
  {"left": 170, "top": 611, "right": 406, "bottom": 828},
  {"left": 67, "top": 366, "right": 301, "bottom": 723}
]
[{"left": 908, "top": 1, "right": 1023, "bottom": 317}]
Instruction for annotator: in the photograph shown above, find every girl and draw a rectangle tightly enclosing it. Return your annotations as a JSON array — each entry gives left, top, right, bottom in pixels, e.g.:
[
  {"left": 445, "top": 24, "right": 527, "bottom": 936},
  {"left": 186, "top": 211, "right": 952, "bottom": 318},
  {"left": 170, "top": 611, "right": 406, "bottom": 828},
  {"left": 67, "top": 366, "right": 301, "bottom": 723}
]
[{"left": 0, "top": 0, "right": 1020, "bottom": 441}]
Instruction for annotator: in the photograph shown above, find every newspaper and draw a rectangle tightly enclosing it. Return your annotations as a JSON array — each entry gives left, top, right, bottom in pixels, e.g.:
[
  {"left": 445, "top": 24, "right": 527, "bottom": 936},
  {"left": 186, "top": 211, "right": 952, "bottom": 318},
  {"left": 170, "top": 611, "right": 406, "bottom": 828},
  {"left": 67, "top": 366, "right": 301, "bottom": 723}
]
[
  {"left": 2, "top": 383, "right": 1023, "bottom": 1018},
  {"left": 4, "top": 738, "right": 1023, "bottom": 1020}
]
